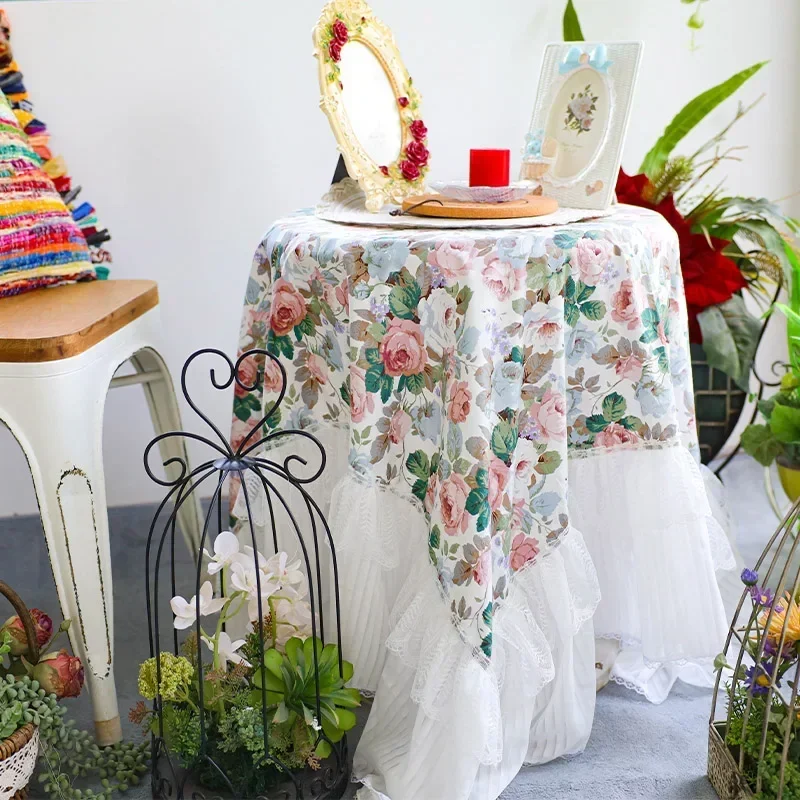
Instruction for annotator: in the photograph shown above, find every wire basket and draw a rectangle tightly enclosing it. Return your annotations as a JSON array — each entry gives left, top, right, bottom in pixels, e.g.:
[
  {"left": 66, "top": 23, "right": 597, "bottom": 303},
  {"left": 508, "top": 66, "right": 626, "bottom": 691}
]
[{"left": 143, "top": 348, "right": 350, "bottom": 799}]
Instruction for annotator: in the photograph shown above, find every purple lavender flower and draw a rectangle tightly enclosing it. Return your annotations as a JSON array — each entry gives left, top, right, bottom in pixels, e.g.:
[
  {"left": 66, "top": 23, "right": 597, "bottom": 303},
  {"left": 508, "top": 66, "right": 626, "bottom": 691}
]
[
  {"left": 744, "top": 660, "right": 779, "bottom": 696},
  {"left": 750, "top": 586, "right": 775, "bottom": 607},
  {"left": 741, "top": 568, "right": 759, "bottom": 587},
  {"left": 429, "top": 266, "right": 447, "bottom": 289},
  {"left": 369, "top": 297, "right": 391, "bottom": 323},
  {"left": 763, "top": 638, "right": 796, "bottom": 661}
]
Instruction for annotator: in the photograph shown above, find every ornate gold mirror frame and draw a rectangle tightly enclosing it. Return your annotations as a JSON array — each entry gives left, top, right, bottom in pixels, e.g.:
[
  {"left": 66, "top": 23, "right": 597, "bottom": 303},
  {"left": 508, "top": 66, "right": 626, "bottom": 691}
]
[{"left": 313, "top": 0, "right": 429, "bottom": 212}]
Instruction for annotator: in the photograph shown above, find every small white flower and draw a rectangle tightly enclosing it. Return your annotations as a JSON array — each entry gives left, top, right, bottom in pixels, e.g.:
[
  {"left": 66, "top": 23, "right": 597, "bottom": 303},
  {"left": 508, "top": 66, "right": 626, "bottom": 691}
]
[
  {"left": 170, "top": 582, "right": 226, "bottom": 630},
  {"left": 202, "top": 631, "right": 250, "bottom": 668},
  {"left": 203, "top": 531, "right": 241, "bottom": 576},
  {"left": 310, "top": 716, "right": 322, "bottom": 732}
]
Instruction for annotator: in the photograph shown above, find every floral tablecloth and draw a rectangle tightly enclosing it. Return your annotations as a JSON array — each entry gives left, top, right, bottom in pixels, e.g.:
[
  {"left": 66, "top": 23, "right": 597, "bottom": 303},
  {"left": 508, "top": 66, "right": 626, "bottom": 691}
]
[{"left": 232, "top": 205, "right": 735, "bottom": 800}]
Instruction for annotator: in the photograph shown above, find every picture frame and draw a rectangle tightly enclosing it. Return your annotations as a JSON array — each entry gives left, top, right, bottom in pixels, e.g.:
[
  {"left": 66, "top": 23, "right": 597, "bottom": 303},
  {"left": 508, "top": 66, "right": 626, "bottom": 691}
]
[
  {"left": 521, "top": 41, "right": 643, "bottom": 210},
  {"left": 313, "top": 0, "right": 430, "bottom": 212}
]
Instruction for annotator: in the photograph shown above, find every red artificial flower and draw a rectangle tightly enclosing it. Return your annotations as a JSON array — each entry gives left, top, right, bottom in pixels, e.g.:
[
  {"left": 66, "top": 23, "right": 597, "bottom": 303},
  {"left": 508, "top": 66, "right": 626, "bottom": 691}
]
[
  {"left": 399, "top": 160, "right": 420, "bottom": 181},
  {"left": 33, "top": 649, "right": 85, "bottom": 699},
  {"left": 331, "top": 19, "right": 349, "bottom": 44},
  {"left": 410, "top": 119, "right": 428, "bottom": 141},
  {"left": 329, "top": 40, "right": 343, "bottom": 62},
  {"left": 397, "top": 96, "right": 410, "bottom": 108},
  {"left": 614, "top": 169, "right": 746, "bottom": 344},
  {"left": 405, "top": 140, "right": 429, "bottom": 168}
]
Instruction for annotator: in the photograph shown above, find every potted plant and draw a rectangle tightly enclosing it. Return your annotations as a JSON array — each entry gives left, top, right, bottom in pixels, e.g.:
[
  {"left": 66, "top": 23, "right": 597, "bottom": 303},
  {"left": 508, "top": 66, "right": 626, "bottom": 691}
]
[
  {"left": 135, "top": 532, "right": 360, "bottom": 798},
  {"left": 0, "top": 581, "right": 147, "bottom": 799}
]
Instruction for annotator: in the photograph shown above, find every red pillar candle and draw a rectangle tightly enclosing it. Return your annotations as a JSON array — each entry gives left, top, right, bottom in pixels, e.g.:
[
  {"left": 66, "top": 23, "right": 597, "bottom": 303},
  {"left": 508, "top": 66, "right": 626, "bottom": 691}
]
[{"left": 469, "top": 149, "right": 510, "bottom": 187}]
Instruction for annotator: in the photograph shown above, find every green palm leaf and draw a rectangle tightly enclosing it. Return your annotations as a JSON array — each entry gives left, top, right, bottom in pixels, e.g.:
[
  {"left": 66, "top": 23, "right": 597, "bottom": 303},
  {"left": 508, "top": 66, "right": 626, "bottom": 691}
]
[{"left": 640, "top": 61, "right": 767, "bottom": 179}]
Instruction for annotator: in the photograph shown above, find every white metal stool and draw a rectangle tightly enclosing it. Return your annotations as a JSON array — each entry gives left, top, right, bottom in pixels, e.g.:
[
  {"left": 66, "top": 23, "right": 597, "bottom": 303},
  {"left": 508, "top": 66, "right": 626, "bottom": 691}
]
[{"left": 0, "top": 279, "right": 202, "bottom": 745}]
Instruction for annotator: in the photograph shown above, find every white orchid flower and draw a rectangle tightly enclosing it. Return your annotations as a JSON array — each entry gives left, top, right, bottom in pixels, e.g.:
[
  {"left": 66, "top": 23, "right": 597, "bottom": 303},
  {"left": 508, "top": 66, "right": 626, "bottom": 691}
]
[
  {"left": 202, "top": 631, "right": 250, "bottom": 668},
  {"left": 170, "top": 581, "right": 226, "bottom": 630},
  {"left": 264, "top": 552, "right": 308, "bottom": 599},
  {"left": 230, "top": 560, "right": 281, "bottom": 621},
  {"left": 202, "top": 531, "right": 241, "bottom": 576},
  {"left": 272, "top": 596, "right": 314, "bottom": 647}
]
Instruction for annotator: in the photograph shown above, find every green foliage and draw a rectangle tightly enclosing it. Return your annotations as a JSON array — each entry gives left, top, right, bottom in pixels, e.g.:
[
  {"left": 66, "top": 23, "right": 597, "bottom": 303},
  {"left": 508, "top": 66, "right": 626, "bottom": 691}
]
[
  {"left": 0, "top": 695, "right": 24, "bottom": 739},
  {"left": 0, "top": 674, "right": 148, "bottom": 799},
  {"left": 640, "top": 62, "right": 767, "bottom": 179},
  {"left": 741, "top": 386, "right": 800, "bottom": 468},
  {"left": 696, "top": 295, "right": 761, "bottom": 391},
  {"left": 562, "top": 0, "right": 584, "bottom": 41}
]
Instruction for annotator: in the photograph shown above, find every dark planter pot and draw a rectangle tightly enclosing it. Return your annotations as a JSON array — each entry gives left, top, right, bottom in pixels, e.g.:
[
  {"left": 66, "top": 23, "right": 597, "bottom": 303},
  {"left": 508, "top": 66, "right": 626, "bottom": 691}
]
[{"left": 691, "top": 343, "right": 747, "bottom": 465}]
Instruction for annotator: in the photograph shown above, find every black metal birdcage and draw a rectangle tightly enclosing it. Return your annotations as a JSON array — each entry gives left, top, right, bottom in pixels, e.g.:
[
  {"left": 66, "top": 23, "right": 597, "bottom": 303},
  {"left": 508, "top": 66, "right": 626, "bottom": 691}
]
[{"left": 142, "top": 348, "right": 349, "bottom": 799}]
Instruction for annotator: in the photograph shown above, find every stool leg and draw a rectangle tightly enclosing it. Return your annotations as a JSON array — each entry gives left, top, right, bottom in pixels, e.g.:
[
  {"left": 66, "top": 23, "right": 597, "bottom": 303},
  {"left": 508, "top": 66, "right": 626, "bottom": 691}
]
[
  {"left": 9, "top": 373, "right": 121, "bottom": 745},
  {"left": 130, "top": 348, "right": 203, "bottom": 554}
]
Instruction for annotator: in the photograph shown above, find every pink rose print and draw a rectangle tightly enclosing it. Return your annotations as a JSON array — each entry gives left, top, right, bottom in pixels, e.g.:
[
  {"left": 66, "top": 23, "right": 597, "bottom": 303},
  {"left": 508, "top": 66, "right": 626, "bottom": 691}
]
[
  {"left": 428, "top": 240, "right": 480, "bottom": 283},
  {"left": 510, "top": 533, "right": 540, "bottom": 571},
  {"left": 615, "top": 353, "right": 643, "bottom": 383},
  {"left": 335, "top": 277, "right": 350, "bottom": 312},
  {"left": 231, "top": 417, "right": 257, "bottom": 452},
  {"left": 350, "top": 365, "right": 374, "bottom": 423},
  {"left": 306, "top": 352, "right": 328, "bottom": 385},
  {"left": 379, "top": 317, "right": 428, "bottom": 377},
  {"left": 235, "top": 357, "right": 258, "bottom": 398},
  {"left": 481, "top": 254, "right": 524, "bottom": 301},
  {"left": 440, "top": 473, "right": 470, "bottom": 536},
  {"left": 657, "top": 321, "right": 669, "bottom": 346},
  {"left": 263, "top": 357, "right": 284, "bottom": 393},
  {"left": 388, "top": 408, "right": 412, "bottom": 444},
  {"left": 537, "top": 390, "right": 566, "bottom": 440},
  {"left": 425, "top": 472, "right": 438, "bottom": 514},
  {"left": 270, "top": 278, "right": 307, "bottom": 337},
  {"left": 448, "top": 380, "right": 471, "bottom": 423},
  {"left": 610, "top": 279, "right": 643, "bottom": 330},
  {"left": 473, "top": 550, "right": 491, "bottom": 586},
  {"left": 488, "top": 456, "right": 510, "bottom": 511},
  {"left": 573, "top": 237, "right": 613, "bottom": 286},
  {"left": 594, "top": 422, "right": 639, "bottom": 449}
]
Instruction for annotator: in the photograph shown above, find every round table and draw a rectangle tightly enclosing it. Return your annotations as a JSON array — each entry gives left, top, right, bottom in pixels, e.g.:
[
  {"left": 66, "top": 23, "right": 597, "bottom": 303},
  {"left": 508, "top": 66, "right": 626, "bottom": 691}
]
[{"left": 231, "top": 205, "right": 737, "bottom": 800}]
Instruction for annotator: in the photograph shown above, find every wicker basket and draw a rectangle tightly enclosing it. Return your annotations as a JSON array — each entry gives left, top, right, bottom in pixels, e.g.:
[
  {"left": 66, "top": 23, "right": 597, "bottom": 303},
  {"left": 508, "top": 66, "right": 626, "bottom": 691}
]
[
  {"left": 0, "top": 582, "right": 40, "bottom": 800},
  {"left": 0, "top": 724, "right": 39, "bottom": 800},
  {"left": 708, "top": 720, "right": 755, "bottom": 799}
]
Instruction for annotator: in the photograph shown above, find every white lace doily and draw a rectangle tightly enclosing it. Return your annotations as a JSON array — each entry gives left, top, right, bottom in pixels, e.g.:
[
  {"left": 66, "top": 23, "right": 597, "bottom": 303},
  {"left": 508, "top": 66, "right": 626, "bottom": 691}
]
[
  {"left": 316, "top": 178, "right": 612, "bottom": 229},
  {"left": 0, "top": 727, "right": 39, "bottom": 800}
]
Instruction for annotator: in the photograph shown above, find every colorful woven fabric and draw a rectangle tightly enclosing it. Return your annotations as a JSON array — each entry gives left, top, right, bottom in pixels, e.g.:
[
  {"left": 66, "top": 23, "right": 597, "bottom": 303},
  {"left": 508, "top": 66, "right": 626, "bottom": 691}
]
[
  {"left": 0, "top": 8, "right": 112, "bottom": 274},
  {"left": 0, "top": 89, "right": 95, "bottom": 297}
]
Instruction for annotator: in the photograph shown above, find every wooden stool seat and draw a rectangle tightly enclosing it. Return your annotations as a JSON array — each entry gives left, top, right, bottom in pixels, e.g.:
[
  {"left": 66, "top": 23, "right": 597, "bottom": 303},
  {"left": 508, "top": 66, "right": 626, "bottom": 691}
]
[{"left": 0, "top": 280, "right": 158, "bottom": 363}]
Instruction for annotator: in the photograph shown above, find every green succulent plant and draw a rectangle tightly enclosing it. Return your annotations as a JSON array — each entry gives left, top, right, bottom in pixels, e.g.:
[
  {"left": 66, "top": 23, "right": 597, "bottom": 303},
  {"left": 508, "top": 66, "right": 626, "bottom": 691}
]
[{"left": 253, "top": 637, "right": 360, "bottom": 759}]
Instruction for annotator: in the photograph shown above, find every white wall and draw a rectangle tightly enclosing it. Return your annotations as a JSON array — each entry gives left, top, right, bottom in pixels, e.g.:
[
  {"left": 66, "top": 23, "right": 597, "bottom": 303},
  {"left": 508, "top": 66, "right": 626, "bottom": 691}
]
[{"left": 0, "top": 0, "right": 798, "bottom": 516}]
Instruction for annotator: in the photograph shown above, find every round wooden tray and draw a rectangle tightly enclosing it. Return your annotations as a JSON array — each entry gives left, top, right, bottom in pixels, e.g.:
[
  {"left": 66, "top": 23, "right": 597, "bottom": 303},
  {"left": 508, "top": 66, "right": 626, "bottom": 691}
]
[{"left": 401, "top": 193, "right": 558, "bottom": 220}]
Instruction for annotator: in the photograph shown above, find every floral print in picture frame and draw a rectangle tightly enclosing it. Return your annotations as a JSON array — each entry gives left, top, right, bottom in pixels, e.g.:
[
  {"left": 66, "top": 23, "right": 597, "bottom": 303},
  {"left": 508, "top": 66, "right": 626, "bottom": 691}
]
[
  {"left": 313, "top": 0, "right": 430, "bottom": 212},
  {"left": 521, "top": 42, "right": 643, "bottom": 210}
]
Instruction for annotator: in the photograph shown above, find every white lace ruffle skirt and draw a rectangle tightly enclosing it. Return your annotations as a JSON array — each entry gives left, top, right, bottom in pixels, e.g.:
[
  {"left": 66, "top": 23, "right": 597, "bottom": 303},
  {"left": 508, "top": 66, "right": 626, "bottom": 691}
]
[
  {"left": 569, "top": 446, "right": 740, "bottom": 704},
  {"left": 233, "top": 430, "right": 738, "bottom": 799}
]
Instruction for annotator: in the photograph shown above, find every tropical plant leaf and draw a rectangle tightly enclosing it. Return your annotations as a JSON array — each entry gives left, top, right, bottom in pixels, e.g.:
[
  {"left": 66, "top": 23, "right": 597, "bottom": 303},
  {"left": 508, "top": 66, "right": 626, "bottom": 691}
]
[
  {"left": 696, "top": 295, "right": 760, "bottom": 391},
  {"left": 771, "top": 404, "right": 800, "bottom": 445},
  {"left": 639, "top": 62, "right": 768, "bottom": 179},
  {"left": 562, "top": 0, "right": 584, "bottom": 41},
  {"left": 740, "top": 424, "right": 783, "bottom": 466}
]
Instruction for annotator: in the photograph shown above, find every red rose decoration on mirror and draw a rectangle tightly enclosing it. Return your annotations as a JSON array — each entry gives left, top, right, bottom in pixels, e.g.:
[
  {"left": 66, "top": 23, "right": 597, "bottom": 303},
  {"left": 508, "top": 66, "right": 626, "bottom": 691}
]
[
  {"left": 329, "top": 40, "right": 343, "bottom": 62},
  {"left": 379, "top": 166, "right": 390, "bottom": 176},
  {"left": 406, "top": 140, "right": 429, "bottom": 168},
  {"left": 399, "top": 160, "right": 420, "bottom": 181},
  {"left": 397, "top": 96, "right": 410, "bottom": 108},
  {"left": 331, "top": 19, "right": 349, "bottom": 44},
  {"left": 410, "top": 119, "right": 427, "bottom": 141}
]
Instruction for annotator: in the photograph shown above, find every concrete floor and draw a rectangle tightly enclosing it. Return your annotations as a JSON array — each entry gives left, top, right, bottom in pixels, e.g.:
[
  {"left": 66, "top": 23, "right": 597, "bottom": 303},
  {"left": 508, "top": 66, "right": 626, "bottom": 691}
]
[{"left": 0, "top": 454, "right": 776, "bottom": 799}]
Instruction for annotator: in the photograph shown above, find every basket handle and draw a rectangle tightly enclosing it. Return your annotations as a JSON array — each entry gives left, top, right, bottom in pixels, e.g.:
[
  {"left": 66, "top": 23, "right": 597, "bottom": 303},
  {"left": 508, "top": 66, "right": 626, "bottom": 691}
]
[{"left": 0, "top": 581, "right": 39, "bottom": 663}]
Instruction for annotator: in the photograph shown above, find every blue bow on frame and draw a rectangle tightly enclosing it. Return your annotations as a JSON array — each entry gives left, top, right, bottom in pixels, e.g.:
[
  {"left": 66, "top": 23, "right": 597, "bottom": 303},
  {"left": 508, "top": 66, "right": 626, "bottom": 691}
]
[{"left": 559, "top": 44, "right": 612, "bottom": 75}]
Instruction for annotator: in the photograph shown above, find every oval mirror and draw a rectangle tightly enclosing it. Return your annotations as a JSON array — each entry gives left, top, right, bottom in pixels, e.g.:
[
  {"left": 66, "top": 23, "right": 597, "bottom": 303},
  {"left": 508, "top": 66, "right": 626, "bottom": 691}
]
[
  {"left": 545, "top": 68, "right": 610, "bottom": 181},
  {"left": 314, "top": 0, "right": 430, "bottom": 212},
  {"left": 338, "top": 41, "right": 403, "bottom": 168}
]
